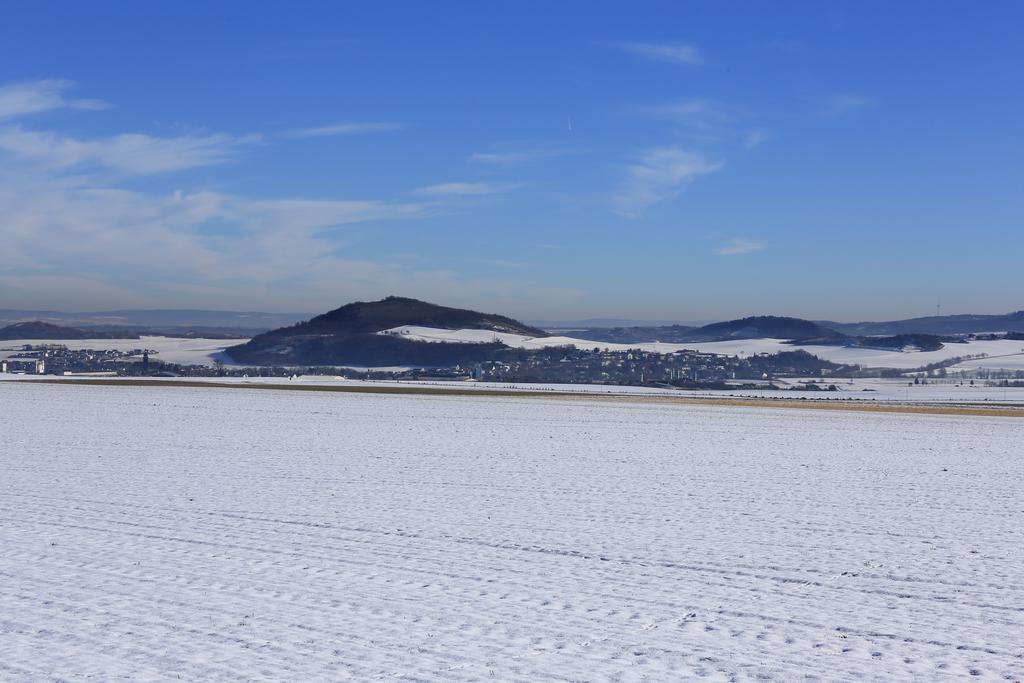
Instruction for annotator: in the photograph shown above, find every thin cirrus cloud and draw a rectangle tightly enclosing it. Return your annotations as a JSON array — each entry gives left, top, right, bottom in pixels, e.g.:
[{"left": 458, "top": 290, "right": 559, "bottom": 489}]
[
  {"left": 608, "top": 41, "right": 704, "bottom": 66},
  {"left": 414, "top": 181, "right": 517, "bottom": 197},
  {"left": 0, "top": 77, "right": 580, "bottom": 313},
  {"left": 823, "top": 93, "right": 875, "bottom": 116},
  {"left": 637, "top": 99, "right": 773, "bottom": 149},
  {"left": 744, "top": 128, "right": 771, "bottom": 149},
  {"left": 468, "top": 147, "right": 576, "bottom": 166},
  {"left": 639, "top": 98, "right": 723, "bottom": 120},
  {"left": 0, "top": 150, "right": 439, "bottom": 311},
  {"left": 284, "top": 121, "right": 405, "bottom": 138},
  {"left": 0, "top": 126, "right": 258, "bottom": 175},
  {"left": 636, "top": 98, "right": 736, "bottom": 141},
  {"left": 0, "top": 79, "right": 108, "bottom": 120},
  {"left": 716, "top": 237, "right": 766, "bottom": 256},
  {"left": 611, "top": 147, "right": 722, "bottom": 218},
  {"left": 0, "top": 175, "right": 574, "bottom": 313},
  {"left": 468, "top": 151, "right": 540, "bottom": 165}
]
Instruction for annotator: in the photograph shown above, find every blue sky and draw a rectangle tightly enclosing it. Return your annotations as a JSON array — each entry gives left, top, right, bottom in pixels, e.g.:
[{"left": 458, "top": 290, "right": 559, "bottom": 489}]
[{"left": 1, "top": 2, "right": 1022, "bottom": 321}]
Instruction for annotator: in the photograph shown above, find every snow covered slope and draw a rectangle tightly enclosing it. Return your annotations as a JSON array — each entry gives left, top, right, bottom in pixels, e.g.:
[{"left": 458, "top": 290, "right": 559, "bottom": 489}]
[{"left": 1, "top": 382, "right": 1022, "bottom": 680}]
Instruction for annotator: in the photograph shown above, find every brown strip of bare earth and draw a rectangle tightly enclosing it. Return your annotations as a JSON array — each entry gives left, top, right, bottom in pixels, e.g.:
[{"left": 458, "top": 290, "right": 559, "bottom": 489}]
[{"left": 16, "top": 378, "right": 1024, "bottom": 418}]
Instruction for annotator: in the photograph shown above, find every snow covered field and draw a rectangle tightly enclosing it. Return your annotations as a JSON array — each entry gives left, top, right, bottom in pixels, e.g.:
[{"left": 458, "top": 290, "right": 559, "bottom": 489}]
[
  {"left": 342, "top": 375, "right": 1024, "bottom": 404},
  {"left": 10, "top": 373, "right": 1024, "bottom": 404},
  {"left": 1, "top": 381, "right": 1022, "bottom": 680}
]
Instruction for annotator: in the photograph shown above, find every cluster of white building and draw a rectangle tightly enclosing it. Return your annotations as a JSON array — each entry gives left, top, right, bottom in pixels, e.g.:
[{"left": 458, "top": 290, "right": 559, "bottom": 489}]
[{"left": 0, "top": 358, "right": 46, "bottom": 374}]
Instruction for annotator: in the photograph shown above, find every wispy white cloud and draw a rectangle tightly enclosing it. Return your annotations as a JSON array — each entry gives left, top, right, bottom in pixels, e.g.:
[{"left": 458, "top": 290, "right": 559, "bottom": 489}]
[
  {"left": 640, "top": 98, "right": 720, "bottom": 120},
  {"left": 225, "top": 196, "right": 426, "bottom": 233},
  {"left": 0, "top": 78, "right": 585, "bottom": 314},
  {"left": 608, "top": 42, "right": 703, "bottom": 66},
  {"left": 0, "top": 172, "right": 578, "bottom": 312},
  {"left": 468, "top": 148, "right": 574, "bottom": 166},
  {"left": 612, "top": 147, "right": 722, "bottom": 218},
  {"left": 744, "top": 128, "right": 771, "bottom": 149},
  {"left": 285, "top": 121, "right": 404, "bottom": 138},
  {"left": 0, "top": 168, "right": 438, "bottom": 307},
  {"left": 0, "top": 127, "right": 257, "bottom": 175},
  {"left": 823, "top": 93, "right": 874, "bottom": 116},
  {"left": 635, "top": 98, "right": 737, "bottom": 143},
  {"left": 635, "top": 99, "right": 774, "bottom": 152},
  {"left": 468, "top": 151, "right": 536, "bottom": 165},
  {"left": 414, "top": 181, "right": 517, "bottom": 197},
  {"left": 0, "top": 80, "right": 248, "bottom": 176},
  {"left": 716, "top": 237, "right": 765, "bottom": 255},
  {"left": 0, "top": 79, "right": 108, "bottom": 120}
]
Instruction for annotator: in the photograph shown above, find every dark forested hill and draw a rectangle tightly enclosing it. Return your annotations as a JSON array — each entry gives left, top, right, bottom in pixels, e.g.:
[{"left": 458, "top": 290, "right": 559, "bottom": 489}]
[
  {"left": 226, "top": 296, "right": 547, "bottom": 365},
  {"left": 257, "top": 296, "right": 545, "bottom": 338},
  {"left": 682, "top": 316, "right": 846, "bottom": 342}
]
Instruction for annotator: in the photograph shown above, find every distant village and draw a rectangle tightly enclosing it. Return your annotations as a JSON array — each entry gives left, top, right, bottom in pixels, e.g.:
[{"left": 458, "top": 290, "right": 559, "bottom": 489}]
[
  {"left": 1, "top": 344, "right": 158, "bottom": 377},
  {"left": 5, "top": 342, "right": 1022, "bottom": 388}
]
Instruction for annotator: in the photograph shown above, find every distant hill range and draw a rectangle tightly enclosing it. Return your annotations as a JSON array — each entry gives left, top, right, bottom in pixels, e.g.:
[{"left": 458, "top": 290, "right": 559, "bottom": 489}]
[
  {"left": 226, "top": 300, "right": 982, "bottom": 367},
  {"left": 0, "top": 319, "right": 248, "bottom": 341},
  {"left": 568, "top": 325, "right": 697, "bottom": 344},
  {"left": 227, "top": 296, "right": 547, "bottom": 366},
  {"left": 571, "top": 316, "right": 846, "bottom": 344},
  {"left": 820, "top": 311, "right": 1024, "bottom": 336},
  {"left": 4, "top": 305, "right": 1019, "bottom": 339},
  {"left": 0, "top": 321, "right": 140, "bottom": 341},
  {"left": 5, "top": 302, "right": 1021, "bottom": 361},
  {"left": 527, "top": 318, "right": 711, "bottom": 329},
  {"left": 570, "top": 311, "right": 1024, "bottom": 344},
  {"left": 0, "top": 308, "right": 308, "bottom": 333}
]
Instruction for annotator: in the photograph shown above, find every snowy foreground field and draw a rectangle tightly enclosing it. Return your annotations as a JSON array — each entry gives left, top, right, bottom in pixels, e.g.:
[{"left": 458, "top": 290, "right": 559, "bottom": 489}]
[{"left": 1, "top": 382, "right": 1022, "bottom": 681}]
